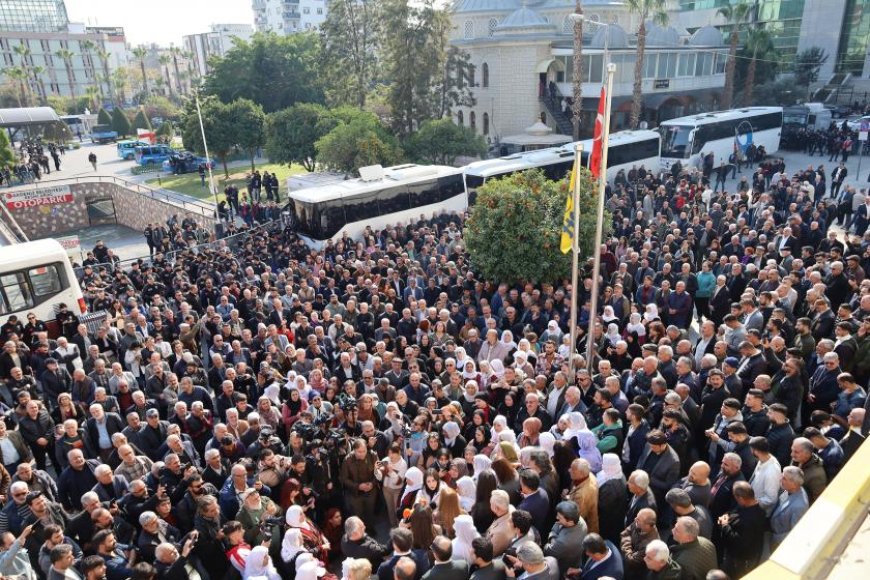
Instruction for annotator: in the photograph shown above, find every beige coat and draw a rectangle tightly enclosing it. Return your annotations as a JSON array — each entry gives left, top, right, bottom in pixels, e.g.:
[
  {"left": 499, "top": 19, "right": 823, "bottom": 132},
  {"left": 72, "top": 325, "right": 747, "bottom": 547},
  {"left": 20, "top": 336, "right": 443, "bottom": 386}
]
[{"left": 568, "top": 474, "right": 600, "bottom": 533}]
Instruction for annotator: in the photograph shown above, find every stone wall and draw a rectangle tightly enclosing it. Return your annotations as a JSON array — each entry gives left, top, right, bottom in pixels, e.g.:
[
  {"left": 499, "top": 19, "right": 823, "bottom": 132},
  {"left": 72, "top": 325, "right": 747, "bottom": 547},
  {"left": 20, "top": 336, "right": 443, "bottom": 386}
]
[{"left": 3, "top": 181, "right": 216, "bottom": 240}]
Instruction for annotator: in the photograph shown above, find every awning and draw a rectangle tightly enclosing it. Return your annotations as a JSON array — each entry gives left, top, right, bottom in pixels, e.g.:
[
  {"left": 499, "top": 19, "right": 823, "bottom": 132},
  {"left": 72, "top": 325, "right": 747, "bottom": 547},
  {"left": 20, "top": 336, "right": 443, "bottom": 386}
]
[
  {"left": 535, "top": 58, "right": 564, "bottom": 73},
  {"left": 0, "top": 107, "right": 62, "bottom": 127}
]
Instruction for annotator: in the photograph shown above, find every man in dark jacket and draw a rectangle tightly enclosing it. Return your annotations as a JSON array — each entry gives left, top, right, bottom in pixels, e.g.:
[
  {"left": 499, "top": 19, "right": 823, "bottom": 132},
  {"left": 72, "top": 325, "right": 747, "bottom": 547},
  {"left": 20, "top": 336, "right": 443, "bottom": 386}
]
[
  {"left": 56, "top": 450, "right": 99, "bottom": 511},
  {"left": 341, "top": 516, "right": 389, "bottom": 569},
  {"left": 717, "top": 482, "right": 766, "bottom": 578},
  {"left": 84, "top": 405, "right": 124, "bottom": 462},
  {"left": 423, "top": 535, "right": 469, "bottom": 580},
  {"left": 635, "top": 430, "right": 681, "bottom": 508},
  {"left": 17, "top": 400, "right": 55, "bottom": 471},
  {"left": 670, "top": 516, "right": 717, "bottom": 580},
  {"left": 377, "top": 527, "right": 430, "bottom": 580}
]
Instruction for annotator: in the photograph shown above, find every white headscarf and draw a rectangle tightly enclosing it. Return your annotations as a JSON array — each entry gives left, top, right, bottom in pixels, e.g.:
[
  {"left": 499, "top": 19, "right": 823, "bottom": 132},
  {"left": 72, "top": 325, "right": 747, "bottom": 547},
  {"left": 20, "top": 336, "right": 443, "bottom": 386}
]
[
  {"left": 472, "top": 455, "right": 492, "bottom": 481},
  {"left": 452, "top": 514, "right": 480, "bottom": 563},
  {"left": 644, "top": 303, "right": 660, "bottom": 322},
  {"left": 454, "top": 347, "right": 468, "bottom": 370},
  {"left": 596, "top": 453, "right": 625, "bottom": 485},
  {"left": 281, "top": 528, "right": 305, "bottom": 563},
  {"left": 296, "top": 560, "right": 326, "bottom": 580},
  {"left": 538, "top": 432, "right": 556, "bottom": 455},
  {"left": 443, "top": 421, "right": 461, "bottom": 447},
  {"left": 263, "top": 382, "right": 282, "bottom": 406},
  {"left": 462, "top": 380, "right": 479, "bottom": 403},
  {"left": 626, "top": 313, "right": 646, "bottom": 336},
  {"left": 602, "top": 306, "right": 618, "bottom": 323},
  {"left": 501, "top": 330, "right": 517, "bottom": 351},
  {"left": 401, "top": 467, "right": 424, "bottom": 503},
  {"left": 285, "top": 505, "right": 309, "bottom": 530},
  {"left": 605, "top": 323, "right": 621, "bottom": 344},
  {"left": 562, "top": 412, "right": 588, "bottom": 441},
  {"left": 462, "top": 360, "right": 478, "bottom": 380},
  {"left": 490, "top": 359, "right": 506, "bottom": 379},
  {"left": 490, "top": 415, "right": 508, "bottom": 443},
  {"left": 456, "top": 476, "right": 476, "bottom": 511},
  {"left": 244, "top": 546, "right": 280, "bottom": 580}
]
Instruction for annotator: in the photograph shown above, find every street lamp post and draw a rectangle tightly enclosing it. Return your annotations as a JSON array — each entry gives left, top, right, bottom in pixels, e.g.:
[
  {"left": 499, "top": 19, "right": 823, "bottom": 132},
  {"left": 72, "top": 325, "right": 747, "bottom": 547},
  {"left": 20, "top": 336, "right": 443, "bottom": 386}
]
[{"left": 193, "top": 88, "right": 221, "bottom": 231}]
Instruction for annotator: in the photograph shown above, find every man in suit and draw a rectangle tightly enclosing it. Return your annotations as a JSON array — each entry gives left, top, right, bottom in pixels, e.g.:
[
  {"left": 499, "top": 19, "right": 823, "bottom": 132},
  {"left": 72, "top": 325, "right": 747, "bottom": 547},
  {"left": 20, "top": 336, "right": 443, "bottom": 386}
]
[
  {"left": 509, "top": 543, "right": 555, "bottom": 580},
  {"left": 831, "top": 161, "right": 848, "bottom": 198},
  {"left": 709, "top": 276, "right": 732, "bottom": 327},
  {"left": 517, "top": 470, "right": 550, "bottom": 529},
  {"left": 84, "top": 404, "right": 125, "bottom": 463},
  {"left": 576, "top": 533, "right": 623, "bottom": 580},
  {"left": 708, "top": 453, "right": 746, "bottom": 519},
  {"left": 377, "top": 527, "right": 429, "bottom": 580},
  {"left": 769, "top": 466, "right": 810, "bottom": 549},
  {"left": 544, "top": 501, "right": 587, "bottom": 575},
  {"left": 469, "top": 537, "right": 507, "bottom": 580},
  {"left": 486, "top": 491, "right": 515, "bottom": 557},
  {"left": 625, "top": 470, "right": 657, "bottom": 528},
  {"left": 635, "top": 430, "right": 681, "bottom": 508},
  {"left": 422, "top": 536, "right": 469, "bottom": 580},
  {"left": 840, "top": 408, "right": 866, "bottom": 461}
]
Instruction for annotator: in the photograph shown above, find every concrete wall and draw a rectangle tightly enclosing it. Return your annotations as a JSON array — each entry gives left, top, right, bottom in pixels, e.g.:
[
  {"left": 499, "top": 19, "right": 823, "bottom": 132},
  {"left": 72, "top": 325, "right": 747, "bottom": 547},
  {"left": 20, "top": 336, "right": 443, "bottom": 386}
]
[{"left": 4, "top": 181, "right": 215, "bottom": 241}]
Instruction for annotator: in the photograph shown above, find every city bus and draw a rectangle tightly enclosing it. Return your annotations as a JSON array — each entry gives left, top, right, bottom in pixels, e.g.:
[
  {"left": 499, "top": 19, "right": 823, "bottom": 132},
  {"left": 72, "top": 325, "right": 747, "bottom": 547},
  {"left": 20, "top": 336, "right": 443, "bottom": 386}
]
[
  {"left": 286, "top": 164, "right": 466, "bottom": 248},
  {"left": 659, "top": 107, "right": 783, "bottom": 170},
  {"left": 0, "top": 239, "right": 86, "bottom": 337},
  {"left": 463, "top": 130, "right": 661, "bottom": 196}
]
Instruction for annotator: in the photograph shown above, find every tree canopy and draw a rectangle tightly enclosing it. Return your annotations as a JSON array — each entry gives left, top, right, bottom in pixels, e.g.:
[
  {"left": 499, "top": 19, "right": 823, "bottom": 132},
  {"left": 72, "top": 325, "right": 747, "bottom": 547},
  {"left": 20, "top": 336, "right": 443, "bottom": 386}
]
[
  {"left": 181, "top": 95, "right": 237, "bottom": 177},
  {"left": 320, "top": 0, "right": 381, "bottom": 107},
  {"left": 407, "top": 118, "right": 486, "bottom": 165},
  {"left": 110, "top": 107, "right": 132, "bottom": 137},
  {"left": 465, "top": 168, "right": 608, "bottom": 285},
  {"left": 133, "top": 110, "right": 152, "bottom": 131},
  {"left": 0, "top": 129, "right": 14, "bottom": 169},
  {"left": 795, "top": 47, "right": 829, "bottom": 86},
  {"left": 266, "top": 103, "right": 336, "bottom": 172},
  {"left": 229, "top": 98, "right": 266, "bottom": 171},
  {"left": 204, "top": 32, "right": 324, "bottom": 113},
  {"left": 315, "top": 108, "right": 403, "bottom": 176},
  {"left": 97, "top": 107, "right": 112, "bottom": 125}
]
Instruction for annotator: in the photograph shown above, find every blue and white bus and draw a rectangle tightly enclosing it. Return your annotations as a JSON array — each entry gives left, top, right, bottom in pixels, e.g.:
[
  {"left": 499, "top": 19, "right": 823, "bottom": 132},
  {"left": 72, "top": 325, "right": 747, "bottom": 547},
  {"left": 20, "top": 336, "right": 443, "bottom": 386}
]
[{"left": 658, "top": 107, "right": 783, "bottom": 170}]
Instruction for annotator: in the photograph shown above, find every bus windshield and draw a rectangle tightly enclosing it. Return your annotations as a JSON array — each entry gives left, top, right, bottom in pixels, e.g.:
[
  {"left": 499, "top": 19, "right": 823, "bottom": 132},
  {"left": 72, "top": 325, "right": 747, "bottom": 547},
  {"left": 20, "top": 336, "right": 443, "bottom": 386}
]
[
  {"left": 783, "top": 112, "right": 807, "bottom": 126},
  {"left": 660, "top": 125, "right": 693, "bottom": 159},
  {"left": 465, "top": 175, "right": 485, "bottom": 189}
]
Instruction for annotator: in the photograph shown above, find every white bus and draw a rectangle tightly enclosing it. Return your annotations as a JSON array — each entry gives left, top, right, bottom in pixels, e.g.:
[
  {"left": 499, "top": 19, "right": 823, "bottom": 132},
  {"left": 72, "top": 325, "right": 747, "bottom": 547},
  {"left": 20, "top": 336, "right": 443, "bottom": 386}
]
[
  {"left": 464, "top": 130, "right": 661, "bottom": 194},
  {"left": 0, "top": 239, "right": 86, "bottom": 336},
  {"left": 659, "top": 107, "right": 783, "bottom": 171},
  {"left": 287, "top": 164, "right": 466, "bottom": 248}
]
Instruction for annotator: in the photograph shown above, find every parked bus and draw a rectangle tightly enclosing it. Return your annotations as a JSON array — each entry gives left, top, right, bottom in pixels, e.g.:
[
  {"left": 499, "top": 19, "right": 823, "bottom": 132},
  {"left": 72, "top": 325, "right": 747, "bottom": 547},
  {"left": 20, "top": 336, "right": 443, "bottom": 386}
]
[
  {"left": 0, "top": 239, "right": 86, "bottom": 337},
  {"left": 286, "top": 164, "right": 466, "bottom": 248},
  {"left": 464, "top": 130, "right": 661, "bottom": 195},
  {"left": 659, "top": 107, "right": 783, "bottom": 170}
]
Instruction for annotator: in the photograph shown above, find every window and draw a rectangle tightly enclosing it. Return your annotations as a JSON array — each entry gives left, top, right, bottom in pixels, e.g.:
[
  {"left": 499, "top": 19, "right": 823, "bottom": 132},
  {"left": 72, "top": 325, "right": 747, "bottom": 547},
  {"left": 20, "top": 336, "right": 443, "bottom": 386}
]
[
  {"left": 303, "top": 7, "right": 310, "bottom": 14},
  {"left": 677, "top": 53, "right": 695, "bottom": 77},
  {"left": 28, "top": 265, "right": 62, "bottom": 297},
  {"left": 458, "top": 110, "right": 464, "bottom": 126},
  {"left": 470, "top": 112, "right": 476, "bottom": 132},
  {"left": 589, "top": 54, "right": 603, "bottom": 83},
  {"left": 483, "top": 113, "right": 489, "bottom": 135},
  {"left": 468, "top": 64, "right": 476, "bottom": 87},
  {"left": 317, "top": 8, "right": 323, "bottom": 14},
  {"left": 465, "top": 20, "right": 474, "bottom": 39},
  {"left": 377, "top": 186, "right": 411, "bottom": 215},
  {"left": 488, "top": 18, "right": 498, "bottom": 37},
  {"left": 643, "top": 54, "right": 657, "bottom": 79},
  {"left": 0, "top": 272, "right": 32, "bottom": 313},
  {"left": 608, "top": 138, "right": 661, "bottom": 166},
  {"left": 714, "top": 52, "right": 726, "bottom": 74},
  {"left": 482, "top": 63, "right": 489, "bottom": 87}
]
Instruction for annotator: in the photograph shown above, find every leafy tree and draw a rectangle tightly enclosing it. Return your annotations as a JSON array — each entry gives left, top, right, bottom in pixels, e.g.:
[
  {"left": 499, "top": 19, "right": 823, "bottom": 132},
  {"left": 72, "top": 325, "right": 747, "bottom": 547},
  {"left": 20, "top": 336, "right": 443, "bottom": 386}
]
[
  {"left": 465, "top": 168, "right": 608, "bottom": 285},
  {"left": 380, "top": 0, "right": 475, "bottom": 136},
  {"left": 156, "top": 119, "right": 175, "bottom": 139},
  {"left": 204, "top": 32, "right": 323, "bottom": 113},
  {"left": 181, "top": 94, "right": 236, "bottom": 177},
  {"left": 627, "top": 0, "right": 668, "bottom": 128},
  {"left": 228, "top": 98, "right": 266, "bottom": 172},
  {"left": 111, "top": 107, "right": 132, "bottom": 137},
  {"left": 0, "top": 129, "right": 14, "bottom": 170},
  {"left": 315, "top": 109, "right": 403, "bottom": 176},
  {"left": 717, "top": 1, "right": 751, "bottom": 110},
  {"left": 320, "top": 0, "right": 381, "bottom": 107},
  {"left": 133, "top": 110, "right": 152, "bottom": 132},
  {"left": 266, "top": 103, "right": 335, "bottom": 172},
  {"left": 97, "top": 107, "right": 112, "bottom": 125},
  {"left": 753, "top": 77, "right": 799, "bottom": 107},
  {"left": 407, "top": 119, "right": 486, "bottom": 165},
  {"left": 795, "top": 47, "right": 829, "bottom": 86}
]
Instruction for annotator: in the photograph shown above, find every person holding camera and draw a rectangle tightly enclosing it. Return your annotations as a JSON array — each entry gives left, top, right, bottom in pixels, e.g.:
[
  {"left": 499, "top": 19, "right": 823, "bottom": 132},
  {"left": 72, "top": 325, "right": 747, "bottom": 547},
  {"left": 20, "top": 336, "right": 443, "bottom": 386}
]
[
  {"left": 376, "top": 443, "right": 409, "bottom": 528},
  {"left": 236, "top": 487, "right": 281, "bottom": 546}
]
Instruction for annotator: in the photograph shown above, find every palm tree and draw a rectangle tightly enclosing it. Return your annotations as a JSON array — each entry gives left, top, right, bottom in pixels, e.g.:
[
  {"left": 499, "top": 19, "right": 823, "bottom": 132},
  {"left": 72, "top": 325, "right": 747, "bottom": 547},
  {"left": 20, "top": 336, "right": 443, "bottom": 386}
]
[
  {"left": 571, "top": 0, "right": 584, "bottom": 141},
  {"left": 96, "top": 47, "right": 113, "bottom": 104},
  {"left": 113, "top": 68, "right": 128, "bottom": 105},
  {"left": 159, "top": 54, "right": 173, "bottom": 99},
  {"left": 12, "top": 43, "right": 34, "bottom": 105},
  {"left": 55, "top": 49, "right": 77, "bottom": 101},
  {"left": 30, "top": 65, "right": 46, "bottom": 104},
  {"left": 717, "top": 1, "right": 751, "bottom": 110},
  {"left": 626, "top": 0, "right": 668, "bottom": 128},
  {"left": 85, "top": 85, "right": 100, "bottom": 111},
  {"left": 170, "top": 45, "right": 183, "bottom": 95},
  {"left": 4, "top": 67, "right": 28, "bottom": 107},
  {"left": 132, "top": 46, "right": 150, "bottom": 98},
  {"left": 742, "top": 28, "right": 773, "bottom": 106}
]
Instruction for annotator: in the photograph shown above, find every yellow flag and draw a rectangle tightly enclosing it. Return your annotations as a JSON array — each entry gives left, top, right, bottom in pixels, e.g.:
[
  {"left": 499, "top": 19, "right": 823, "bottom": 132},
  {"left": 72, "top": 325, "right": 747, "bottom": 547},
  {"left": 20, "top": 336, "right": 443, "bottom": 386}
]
[{"left": 560, "top": 157, "right": 578, "bottom": 254}]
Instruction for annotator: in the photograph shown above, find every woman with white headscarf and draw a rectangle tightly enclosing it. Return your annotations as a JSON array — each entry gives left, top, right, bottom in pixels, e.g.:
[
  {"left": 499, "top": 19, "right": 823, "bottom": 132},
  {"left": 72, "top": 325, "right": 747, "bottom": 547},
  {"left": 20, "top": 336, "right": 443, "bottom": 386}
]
[
  {"left": 461, "top": 360, "right": 481, "bottom": 384},
  {"left": 455, "top": 476, "right": 476, "bottom": 511},
  {"left": 644, "top": 303, "right": 660, "bottom": 323},
  {"left": 398, "top": 466, "right": 424, "bottom": 516},
  {"left": 500, "top": 330, "right": 517, "bottom": 353},
  {"left": 453, "top": 347, "right": 468, "bottom": 371},
  {"left": 541, "top": 320, "right": 563, "bottom": 346},
  {"left": 604, "top": 323, "right": 622, "bottom": 348},
  {"left": 516, "top": 338, "right": 537, "bottom": 366},
  {"left": 596, "top": 453, "right": 628, "bottom": 543},
  {"left": 244, "top": 545, "right": 281, "bottom": 580},
  {"left": 489, "top": 415, "right": 509, "bottom": 443},
  {"left": 472, "top": 454, "right": 492, "bottom": 482},
  {"left": 557, "top": 335, "right": 572, "bottom": 359},
  {"left": 285, "top": 505, "right": 330, "bottom": 561},
  {"left": 451, "top": 514, "right": 480, "bottom": 563},
  {"left": 562, "top": 412, "right": 588, "bottom": 441},
  {"left": 512, "top": 350, "right": 535, "bottom": 378},
  {"left": 576, "top": 430, "right": 603, "bottom": 474},
  {"left": 442, "top": 421, "right": 466, "bottom": 458},
  {"left": 602, "top": 305, "right": 619, "bottom": 329},
  {"left": 489, "top": 359, "right": 506, "bottom": 382},
  {"left": 538, "top": 432, "right": 556, "bottom": 455},
  {"left": 280, "top": 528, "right": 307, "bottom": 567}
]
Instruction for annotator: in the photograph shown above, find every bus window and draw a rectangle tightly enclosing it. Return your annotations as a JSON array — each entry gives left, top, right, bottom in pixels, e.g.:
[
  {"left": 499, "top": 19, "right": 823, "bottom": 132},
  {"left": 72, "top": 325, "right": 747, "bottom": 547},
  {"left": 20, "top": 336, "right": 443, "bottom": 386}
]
[
  {"left": 408, "top": 179, "right": 441, "bottom": 208},
  {"left": 29, "top": 264, "right": 62, "bottom": 296},
  {"left": 344, "top": 191, "right": 380, "bottom": 223},
  {"left": 320, "top": 199, "right": 346, "bottom": 238},
  {"left": 1, "top": 272, "right": 33, "bottom": 313},
  {"left": 438, "top": 174, "right": 466, "bottom": 201},
  {"left": 465, "top": 175, "right": 485, "bottom": 189},
  {"left": 377, "top": 186, "right": 411, "bottom": 214},
  {"left": 660, "top": 125, "right": 693, "bottom": 159}
]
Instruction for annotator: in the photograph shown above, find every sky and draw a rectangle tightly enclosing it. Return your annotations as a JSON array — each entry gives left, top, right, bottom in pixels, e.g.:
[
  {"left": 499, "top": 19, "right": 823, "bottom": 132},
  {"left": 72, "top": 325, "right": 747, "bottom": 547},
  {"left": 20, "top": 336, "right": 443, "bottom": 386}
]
[{"left": 65, "top": 0, "right": 255, "bottom": 47}]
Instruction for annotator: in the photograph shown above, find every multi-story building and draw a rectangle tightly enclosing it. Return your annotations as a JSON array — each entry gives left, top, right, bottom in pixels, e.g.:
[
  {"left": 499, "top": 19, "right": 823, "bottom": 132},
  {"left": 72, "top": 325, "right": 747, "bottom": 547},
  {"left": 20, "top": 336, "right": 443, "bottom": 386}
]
[
  {"left": 451, "top": 0, "right": 727, "bottom": 140},
  {"left": 0, "top": 0, "right": 69, "bottom": 33},
  {"left": 676, "top": 0, "right": 870, "bottom": 79},
  {"left": 183, "top": 23, "right": 254, "bottom": 77},
  {"left": 252, "top": 0, "right": 328, "bottom": 34}
]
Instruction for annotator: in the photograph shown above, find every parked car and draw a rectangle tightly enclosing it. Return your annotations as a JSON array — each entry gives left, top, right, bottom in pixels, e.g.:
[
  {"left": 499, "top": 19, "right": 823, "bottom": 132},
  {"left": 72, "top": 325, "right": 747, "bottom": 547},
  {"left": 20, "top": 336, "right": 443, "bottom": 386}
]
[
  {"left": 117, "top": 140, "right": 150, "bottom": 160},
  {"left": 162, "top": 151, "right": 214, "bottom": 174}
]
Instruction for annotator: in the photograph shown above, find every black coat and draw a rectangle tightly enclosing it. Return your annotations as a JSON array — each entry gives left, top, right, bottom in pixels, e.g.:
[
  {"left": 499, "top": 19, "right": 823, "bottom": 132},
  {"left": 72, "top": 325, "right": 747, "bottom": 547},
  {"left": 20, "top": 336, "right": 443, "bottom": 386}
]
[{"left": 84, "top": 413, "right": 125, "bottom": 454}]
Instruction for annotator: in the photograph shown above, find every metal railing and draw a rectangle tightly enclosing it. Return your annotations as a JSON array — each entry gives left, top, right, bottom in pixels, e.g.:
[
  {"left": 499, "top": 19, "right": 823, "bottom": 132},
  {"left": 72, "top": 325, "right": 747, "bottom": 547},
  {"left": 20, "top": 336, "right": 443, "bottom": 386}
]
[{"left": 7, "top": 174, "right": 218, "bottom": 220}]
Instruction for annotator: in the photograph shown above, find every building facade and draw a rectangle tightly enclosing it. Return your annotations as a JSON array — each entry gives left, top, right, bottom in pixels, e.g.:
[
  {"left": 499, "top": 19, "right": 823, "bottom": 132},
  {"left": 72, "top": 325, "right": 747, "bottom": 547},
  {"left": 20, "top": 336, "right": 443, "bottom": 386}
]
[
  {"left": 252, "top": 0, "right": 328, "bottom": 34},
  {"left": 0, "top": 0, "right": 69, "bottom": 33},
  {"left": 677, "top": 0, "right": 870, "bottom": 78},
  {"left": 451, "top": 0, "right": 727, "bottom": 141},
  {"left": 183, "top": 23, "right": 254, "bottom": 78}
]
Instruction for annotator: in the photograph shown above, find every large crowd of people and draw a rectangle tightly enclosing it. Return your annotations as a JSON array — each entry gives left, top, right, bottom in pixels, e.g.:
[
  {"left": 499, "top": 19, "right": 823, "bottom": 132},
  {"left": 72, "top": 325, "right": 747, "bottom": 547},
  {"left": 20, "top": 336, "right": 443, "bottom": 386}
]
[{"left": 0, "top": 151, "right": 868, "bottom": 580}]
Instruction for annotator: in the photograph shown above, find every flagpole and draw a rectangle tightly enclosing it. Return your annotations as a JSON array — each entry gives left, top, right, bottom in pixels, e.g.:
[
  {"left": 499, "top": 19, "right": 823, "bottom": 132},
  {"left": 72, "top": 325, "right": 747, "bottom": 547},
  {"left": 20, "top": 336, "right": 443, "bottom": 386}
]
[
  {"left": 585, "top": 63, "right": 616, "bottom": 368},
  {"left": 569, "top": 143, "right": 583, "bottom": 380}
]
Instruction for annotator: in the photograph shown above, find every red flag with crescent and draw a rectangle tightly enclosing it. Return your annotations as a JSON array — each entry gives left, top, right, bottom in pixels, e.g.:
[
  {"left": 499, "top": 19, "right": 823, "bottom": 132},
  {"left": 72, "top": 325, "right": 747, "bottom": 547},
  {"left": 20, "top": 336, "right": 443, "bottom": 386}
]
[{"left": 590, "top": 86, "right": 606, "bottom": 179}]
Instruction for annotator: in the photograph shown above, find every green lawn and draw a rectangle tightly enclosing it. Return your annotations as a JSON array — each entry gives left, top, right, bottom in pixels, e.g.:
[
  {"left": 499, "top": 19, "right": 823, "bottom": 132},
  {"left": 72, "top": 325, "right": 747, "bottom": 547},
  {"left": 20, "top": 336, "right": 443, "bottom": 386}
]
[{"left": 146, "top": 162, "right": 308, "bottom": 201}]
